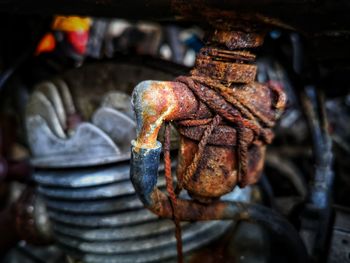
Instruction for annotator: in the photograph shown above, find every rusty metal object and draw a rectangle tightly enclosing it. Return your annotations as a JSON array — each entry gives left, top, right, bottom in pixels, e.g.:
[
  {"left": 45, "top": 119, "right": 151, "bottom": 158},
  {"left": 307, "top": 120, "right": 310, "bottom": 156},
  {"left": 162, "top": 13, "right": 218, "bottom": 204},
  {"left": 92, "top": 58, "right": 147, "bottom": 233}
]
[
  {"left": 177, "top": 123, "right": 253, "bottom": 146},
  {"left": 133, "top": 80, "right": 201, "bottom": 149},
  {"left": 132, "top": 28, "right": 286, "bottom": 202},
  {"left": 130, "top": 28, "right": 292, "bottom": 262},
  {"left": 177, "top": 137, "right": 266, "bottom": 203},
  {"left": 190, "top": 33, "right": 263, "bottom": 84},
  {"left": 208, "top": 30, "right": 265, "bottom": 49},
  {"left": 177, "top": 137, "right": 239, "bottom": 202},
  {"left": 192, "top": 59, "right": 257, "bottom": 84}
]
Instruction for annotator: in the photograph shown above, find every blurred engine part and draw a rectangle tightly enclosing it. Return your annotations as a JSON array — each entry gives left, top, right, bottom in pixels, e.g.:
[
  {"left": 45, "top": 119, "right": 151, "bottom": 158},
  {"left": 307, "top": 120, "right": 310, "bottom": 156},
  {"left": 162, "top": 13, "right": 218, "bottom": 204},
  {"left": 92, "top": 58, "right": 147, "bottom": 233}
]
[{"left": 327, "top": 207, "right": 350, "bottom": 263}]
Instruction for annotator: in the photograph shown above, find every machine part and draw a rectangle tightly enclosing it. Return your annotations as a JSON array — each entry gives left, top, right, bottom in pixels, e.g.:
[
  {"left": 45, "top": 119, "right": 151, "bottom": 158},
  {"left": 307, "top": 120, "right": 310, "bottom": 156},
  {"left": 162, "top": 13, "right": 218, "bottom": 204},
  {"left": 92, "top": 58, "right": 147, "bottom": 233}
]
[
  {"left": 26, "top": 115, "right": 123, "bottom": 168},
  {"left": 36, "top": 81, "right": 67, "bottom": 130},
  {"left": 38, "top": 176, "right": 166, "bottom": 200},
  {"left": 134, "top": 30, "right": 286, "bottom": 206},
  {"left": 328, "top": 207, "right": 350, "bottom": 263},
  {"left": 92, "top": 107, "right": 136, "bottom": 153},
  {"left": 131, "top": 29, "right": 286, "bottom": 205},
  {"left": 26, "top": 91, "right": 66, "bottom": 139},
  {"left": 34, "top": 163, "right": 131, "bottom": 188},
  {"left": 101, "top": 91, "right": 134, "bottom": 119},
  {"left": 61, "top": 224, "right": 230, "bottom": 263},
  {"left": 51, "top": 78, "right": 82, "bottom": 130},
  {"left": 28, "top": 60, "right": 251, "bottom": 262},
  {"left": 14, "top": 187, "right": 53, "bottom": 245},
  {"left": 129, "top": 27, "right": 309, "bottom": 262},
  {"left": 54, "top": 220, "right": 223, "bottom": 254},
  {"left": 53, "top": 219, "right": 189, "bottom": 241},
  {"left": 33, "top": 137, "right": 236, "bottom": 263},
  {"left": 299, "top": 86, "right": 334, "bottom": 259},
  {"left": 52, "top": 78, "right": 76, "bottom": 116},
  {"left": 0, "top": 8, "right": 347, "bottom": 263},
  {"left": 3, "top": 243, "right": 66, "bottom": 263}
]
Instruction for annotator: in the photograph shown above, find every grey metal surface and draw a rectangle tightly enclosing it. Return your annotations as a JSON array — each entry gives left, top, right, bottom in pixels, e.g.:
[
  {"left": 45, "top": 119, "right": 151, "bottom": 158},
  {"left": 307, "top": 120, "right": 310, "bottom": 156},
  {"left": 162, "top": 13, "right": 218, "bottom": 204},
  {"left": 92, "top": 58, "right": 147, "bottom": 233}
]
[
  {"left": 36, "top": 81, "right": 67, "bottom": 130},
  {"left": 54, "top": 221, "right": 225, "bottom": 254},
  {"left": 61, "top": 220, "right": 230, "bottom": 263},
  {"left": 35, "top": 162, "right": 250, "bottom": 262},
  {"left": 52, "top": 78, "right": 77, "bottom": 116},
  {"left": 101, "top": 91, "right": 134, "bottom": 119},
  {"left": 52, "top": 220, "right": 189, "bottom": 241},
  {"left": 27, "top": 116, "right": 125, "bottom": 168},
  {"left": 26, "top": 91, "right": 66, "bottom": 139},
  {"left": 34, "top": 164, "right": 130, "bottom": 188},
  {"left": 92, "top": 107, "right": 136, "bottom": 153},
  {"left": 38, "top": 177, "right": 166, "bottom": 199},
  {"left": 45, "top": 195, "right": 144, "bottom": 214}
]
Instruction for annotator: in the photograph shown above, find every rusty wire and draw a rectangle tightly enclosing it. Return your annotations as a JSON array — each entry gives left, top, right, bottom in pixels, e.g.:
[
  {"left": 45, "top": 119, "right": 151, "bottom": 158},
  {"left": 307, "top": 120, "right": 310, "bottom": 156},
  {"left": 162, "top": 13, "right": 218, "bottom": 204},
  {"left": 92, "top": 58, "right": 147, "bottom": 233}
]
[
  {"left": 176, "top": 75, "right": 273, "bottom": 187},
  {"left": 164, "top": 123, "right": 183, "bottom": 263},
  {"left": 191, "top": 75, "right": 276, "bottom": 127},
  {"left": 179, "top": 115, "right": 222, "bottom": 189}
]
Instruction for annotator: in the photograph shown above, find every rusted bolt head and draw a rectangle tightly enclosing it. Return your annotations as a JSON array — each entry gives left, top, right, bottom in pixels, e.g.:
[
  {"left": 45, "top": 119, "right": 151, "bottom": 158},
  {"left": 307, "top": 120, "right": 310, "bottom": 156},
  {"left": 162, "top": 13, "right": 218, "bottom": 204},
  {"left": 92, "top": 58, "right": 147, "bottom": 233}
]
[{"left": 208, "top": 30, "right": 264, "bottom": 50}]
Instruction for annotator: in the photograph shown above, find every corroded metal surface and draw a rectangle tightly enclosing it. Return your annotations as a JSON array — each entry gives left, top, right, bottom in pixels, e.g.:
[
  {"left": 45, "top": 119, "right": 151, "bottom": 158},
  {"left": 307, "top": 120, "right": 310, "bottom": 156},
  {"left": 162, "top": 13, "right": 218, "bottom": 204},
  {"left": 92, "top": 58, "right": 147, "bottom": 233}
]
[
  {"left": 208, "top": 30, "right": 265, "bottom": 49},
  {"left": 132, "top": 29, "right": 286, "bottom": 203},
  {"left": 133, "top": 80, "right": 207, "bottom": 150},
  {"left": 192, "top": 56, "right": 257, "bottom": 84},
  {"left": 2, "top": 0, "right": 350, "bottom": 38},
  {"left": 176, "top": 137, "right": 265, "bottom": 202}
]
